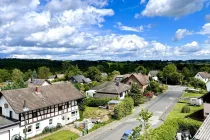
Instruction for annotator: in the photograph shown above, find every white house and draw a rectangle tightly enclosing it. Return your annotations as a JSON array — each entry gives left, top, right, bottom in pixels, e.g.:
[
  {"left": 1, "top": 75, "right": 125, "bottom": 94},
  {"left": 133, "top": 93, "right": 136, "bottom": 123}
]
[
  {"left": 195, "top": 72, "right": 210, "bottom": 83},
  {"left": 206, "top": 80, "right": 210, "bottom": 92},
  {"left": 200, "top": 92, "right": 210, "bottom": 118},
  {"left": 28, "top": 78, "right": 51, "bottom": 87},
  {"left": 90, "top": 81, "right": 131, "bottom": 100},
  {"left": 148, "top": 70, "right": 159, "bottom": 81},
  {"left": 0, "top": 83, "right": 84, "bottom": 139}
]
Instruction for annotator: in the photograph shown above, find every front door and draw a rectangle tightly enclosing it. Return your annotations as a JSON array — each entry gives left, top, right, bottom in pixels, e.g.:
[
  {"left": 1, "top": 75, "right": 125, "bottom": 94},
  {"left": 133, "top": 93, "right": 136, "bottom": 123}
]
[
  {"left": 0, "top": 107, "right": 2, "bottom": 116},
  {"left": 9, "top": 111, "right": 12, "bottom": 119}
]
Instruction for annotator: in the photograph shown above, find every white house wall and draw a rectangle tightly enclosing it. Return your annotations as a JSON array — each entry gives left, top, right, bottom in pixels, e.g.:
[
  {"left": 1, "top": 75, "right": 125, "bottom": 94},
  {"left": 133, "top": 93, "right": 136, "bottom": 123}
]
[
  {"left": 195, "top": 73, "right": 209, "bottom": 83},
  {"left": 206, "top": 82, "right": 210, "bottom": 92},
  {"left": 41, "top": 81, "right": 51, "bottom": 86},
  {"left": 0, "top": 96, "right": 19, "bottom": 120},
  {"left": 19, "top": 104, "right": 80, "bottom": 138},
  {"left": 0, "top": 124, "right": 20, "bottom": 140}
]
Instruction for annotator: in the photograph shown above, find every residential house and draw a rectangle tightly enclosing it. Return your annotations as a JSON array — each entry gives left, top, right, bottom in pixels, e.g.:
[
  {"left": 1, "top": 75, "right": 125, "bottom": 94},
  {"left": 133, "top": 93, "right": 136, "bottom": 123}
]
[
  {"left": 70, "top": 75, "right": 92, "bottom": 84},
  {"left": 123, "top": 73, "right": 149, "bottom": 91},
  {"left": 194, "top": 72, "right": 210, "bottom": 83},
  {"left": 90, "top": 81, "right": 131, "bottom": 100},
  {"left": 28, "top": 79, "right": 51, "bottom": 87},
  {"left": 101, "top": 73, "right": 108, "bottom": 79},
  {"left": 200, "top": 92, "right": 210, "bottom": 118},
  {"left": 148, "top": 70, "right": 159, "bottom": 81},
  {"left": 206, "top": 80, "right": 210, "bottom": 92},
  {"left": 0, "top": 83, "right": 84, "bottom": 139},
  {"left": 193, "top": 114, "right": 210, "bottom": 140},
  {"left": 114, "top": 74, "right": 130, "bottom": 82},
  {"left": 48, "top": 74, "right": 65, "bottom": 82}
]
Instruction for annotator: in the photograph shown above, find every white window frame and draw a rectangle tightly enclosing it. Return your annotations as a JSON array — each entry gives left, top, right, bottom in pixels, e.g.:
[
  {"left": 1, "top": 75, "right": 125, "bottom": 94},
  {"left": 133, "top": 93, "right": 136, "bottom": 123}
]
[{"left": 49, "top": 119, "right": 53, "bottom": 125}]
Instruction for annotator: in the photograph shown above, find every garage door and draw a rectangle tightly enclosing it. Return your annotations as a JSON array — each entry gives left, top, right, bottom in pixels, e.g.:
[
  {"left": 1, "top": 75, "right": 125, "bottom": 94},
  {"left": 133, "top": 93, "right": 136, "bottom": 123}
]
[{"left": 0, "top": 131, "right": 9, "bottom": 140}]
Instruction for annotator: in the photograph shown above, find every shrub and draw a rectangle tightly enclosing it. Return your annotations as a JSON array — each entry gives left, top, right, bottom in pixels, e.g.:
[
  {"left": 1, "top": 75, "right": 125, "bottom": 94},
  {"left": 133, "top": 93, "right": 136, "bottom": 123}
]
[
  {"left": 113, "top": 97, "right": 134, "bottom": 120},
  {"left": 140, "top": 118, "right": 201, "bottom": 140},
  {"left": 85, "top": 98, "right": 110, "bottom": 107},
  {"left": 42, "top": 126, "right": 50, "bottom": 134},
  {"left": 181, "top": 106, "right": 190, "bottom": 113}
]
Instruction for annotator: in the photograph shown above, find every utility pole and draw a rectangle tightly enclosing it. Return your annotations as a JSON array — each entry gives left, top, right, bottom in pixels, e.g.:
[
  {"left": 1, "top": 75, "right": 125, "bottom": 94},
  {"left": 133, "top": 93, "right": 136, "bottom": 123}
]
[{"left": 23, "top": 100, "right": 28, "bottom": 140}]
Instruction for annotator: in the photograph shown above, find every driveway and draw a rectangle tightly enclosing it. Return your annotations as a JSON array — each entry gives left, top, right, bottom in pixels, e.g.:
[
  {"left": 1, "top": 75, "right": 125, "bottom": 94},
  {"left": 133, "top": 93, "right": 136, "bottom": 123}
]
[{"left": 78, "top": 85, "right": 186, "bottom": 140}]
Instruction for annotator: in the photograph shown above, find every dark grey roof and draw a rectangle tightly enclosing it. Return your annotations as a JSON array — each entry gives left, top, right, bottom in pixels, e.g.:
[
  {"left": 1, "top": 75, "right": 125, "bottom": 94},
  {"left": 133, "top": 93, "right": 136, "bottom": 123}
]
[
  {"left": 0, "top": 116, "right": 19, "bottom": 129},
  {"left": 149, "top": 70, "right": 159, "bottom": 77},
  {"left": 193, "top": 115, "right": 210, "bottom": 139},
  {"left": 94, "top": 82, "right": 131, "bottom": 94},
  {"left": 94, "top": 93, "right": 118, "bottom": 98},
  {"left": 71, "top": 75, "right": 92, "bottom": 83},
  {"left": 28, "top": 79, "right": 51, "bottom": 87},
  {"left": 1, "top": 83, "right": 84, "bottom": 114}
]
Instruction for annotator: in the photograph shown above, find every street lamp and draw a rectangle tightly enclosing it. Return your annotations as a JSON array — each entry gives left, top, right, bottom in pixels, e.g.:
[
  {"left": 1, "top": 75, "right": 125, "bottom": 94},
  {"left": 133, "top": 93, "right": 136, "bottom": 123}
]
[{"left": 23, "top": 100, "right": 29, "bottom": 140}]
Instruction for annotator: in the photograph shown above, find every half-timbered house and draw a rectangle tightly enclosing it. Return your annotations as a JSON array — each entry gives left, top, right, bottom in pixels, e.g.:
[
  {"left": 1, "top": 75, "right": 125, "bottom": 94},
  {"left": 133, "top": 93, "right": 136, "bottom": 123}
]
[{"left": 0, "top": 83, "right": 84, "bottom": 139}]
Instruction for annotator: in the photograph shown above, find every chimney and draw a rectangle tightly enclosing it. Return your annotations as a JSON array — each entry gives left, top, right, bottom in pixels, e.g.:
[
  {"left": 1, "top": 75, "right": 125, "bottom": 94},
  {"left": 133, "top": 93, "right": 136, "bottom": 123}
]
[
  {"left": 35, "top": 86, "right": 40, "bottom": 92},
  {"left": 116, "top": 81, "right": 120, "bottom": 86},
  {"left": 23, "top": 100, "right": 26, "bottom": 109}
]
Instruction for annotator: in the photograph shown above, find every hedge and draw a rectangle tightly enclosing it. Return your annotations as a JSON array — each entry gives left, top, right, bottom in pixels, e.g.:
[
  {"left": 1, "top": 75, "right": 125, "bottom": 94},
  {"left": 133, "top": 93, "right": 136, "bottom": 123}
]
[
  {"left": 146, "top": 118, "right": 201, "bottom": 140},
  {"left": 85, "top": 98, "right": 110, "bottom": 107},
  {"left": 113, "top": 97, "right": 134, "bottom": 120}
]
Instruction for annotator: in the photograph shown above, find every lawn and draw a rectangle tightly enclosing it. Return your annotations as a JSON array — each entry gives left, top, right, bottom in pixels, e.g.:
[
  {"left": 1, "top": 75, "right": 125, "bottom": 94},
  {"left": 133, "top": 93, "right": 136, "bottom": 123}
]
[
  {"left": 182, "top": 92, "right": 202, "bottom": 98},
  {"left": 83, "top": 107, "right": 112, "bottom": 121},
  {"left": 168, "top": 92, "right": 204, "bottom": 122},
  {"left": 41, "top": 130, "right": 79, "bottom": 140}
]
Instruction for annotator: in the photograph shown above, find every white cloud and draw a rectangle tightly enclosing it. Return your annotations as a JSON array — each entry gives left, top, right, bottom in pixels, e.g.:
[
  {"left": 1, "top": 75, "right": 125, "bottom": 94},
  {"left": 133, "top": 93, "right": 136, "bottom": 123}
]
[
  {"left": 140, "top": 0, "right": 146, "bottom": 4},
  {"left": 0, "top": 0, "right": 210, "bottom": 60},
  {"left": 141, "top": 0, "right": 206, "bottom": 18},
  {"left": 115, "top": 22, "right": 144, "bottom": 32},
  {"left": 198, "top": 23, "right": 210, "bottom": 35},
  {"left": 172, "top": 29, "right": 193, "bottom": 41},
  {"left": 205, "top": 14, "right": 210, "bottom": 21}
]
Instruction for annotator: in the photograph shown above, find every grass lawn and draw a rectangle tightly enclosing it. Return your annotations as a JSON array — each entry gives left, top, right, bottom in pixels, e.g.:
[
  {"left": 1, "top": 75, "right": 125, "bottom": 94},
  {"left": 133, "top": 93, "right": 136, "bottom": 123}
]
[
  {"left": 41, "top": 130, "right": 79, "bottom": 140},
  {"left": 168, "top": 92, "right": 204, "bottom": 122},
  {"left": 182, "top": 92, "right": 203, "bottom": 98},
  {"left": 83, "top": 107, "right": 111, "bottom": 120}
]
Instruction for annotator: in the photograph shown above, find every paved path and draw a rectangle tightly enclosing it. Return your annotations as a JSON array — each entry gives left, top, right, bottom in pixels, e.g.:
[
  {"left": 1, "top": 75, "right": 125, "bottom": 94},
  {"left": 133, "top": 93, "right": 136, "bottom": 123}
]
[{"left": 78, "top": 85, "right": 186, "bottom": 140}]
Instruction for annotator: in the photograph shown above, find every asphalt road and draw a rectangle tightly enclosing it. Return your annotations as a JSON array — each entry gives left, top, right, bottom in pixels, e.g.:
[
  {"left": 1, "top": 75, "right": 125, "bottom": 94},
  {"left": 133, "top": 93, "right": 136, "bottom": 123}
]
[
  {"left": 94, "top": 86, "right": 185, "bottom": 140},
  {"left": 79, "top": 85, "right": 186, "bottom": 140}
]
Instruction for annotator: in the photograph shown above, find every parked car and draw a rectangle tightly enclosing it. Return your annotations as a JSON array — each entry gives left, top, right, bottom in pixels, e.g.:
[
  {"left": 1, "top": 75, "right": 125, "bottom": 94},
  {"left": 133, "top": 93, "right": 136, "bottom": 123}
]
[
  {"left": 121, "top": 130, "right": 133, "bottom": 140},
  {"left": 189, "top": 98, "right": 203, "bottom": 106}
]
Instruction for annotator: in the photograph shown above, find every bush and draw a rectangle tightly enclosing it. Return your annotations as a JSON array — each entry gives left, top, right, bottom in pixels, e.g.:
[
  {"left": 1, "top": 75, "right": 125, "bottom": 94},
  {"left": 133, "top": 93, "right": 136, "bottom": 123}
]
[
  {"left": 113, "top": 97, "right": 134, "bottom": 120},
  {"left": 140, "top": 118, "right": 201, "bottom": 140},
  {"left": 85, "top": 98, "right": 110, "bottom": 107},
  {"left": 42, "top": 126, "right": 50, "bottom": 134},
  {"left": 181, "top": 106, "right": 190, "bottom": 113}
]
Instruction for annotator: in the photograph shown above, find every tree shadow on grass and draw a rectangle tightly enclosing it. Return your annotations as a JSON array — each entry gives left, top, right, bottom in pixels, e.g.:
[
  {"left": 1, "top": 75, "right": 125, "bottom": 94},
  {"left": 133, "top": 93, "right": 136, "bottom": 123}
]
[{"left": 185, "top": 109, "right": 204, "bottom": 122}]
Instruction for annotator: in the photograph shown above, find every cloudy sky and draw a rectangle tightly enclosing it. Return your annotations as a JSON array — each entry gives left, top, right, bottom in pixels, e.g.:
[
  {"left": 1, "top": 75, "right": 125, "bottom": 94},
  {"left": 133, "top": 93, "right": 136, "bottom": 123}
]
[{"left": 0, "top": 0, "right": 210, "bottom": 60}]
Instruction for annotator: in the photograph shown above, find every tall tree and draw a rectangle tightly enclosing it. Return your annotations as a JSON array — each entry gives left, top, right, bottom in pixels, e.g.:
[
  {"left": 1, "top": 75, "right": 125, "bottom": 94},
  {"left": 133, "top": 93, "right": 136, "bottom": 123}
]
[
  {"left": 0, "top": 69, "right": 10, "bottom": 83},
  {"left": 38, "top": 66, "right": 51, "bottom": 79},
  {"left": 135, "top": 66, "right": 147, "bottom": 74},
  {"left": 86, "top": 66, "right": 101, "bottom": 81},
  {"left": 128, "top": 84, "right": 145, "bottom": 106},
  {"left": 182, "top": 67, "right": 190, "bottom": 80},
  {"left": 12, "top": 69, "right": 24, "bottom": 83}
]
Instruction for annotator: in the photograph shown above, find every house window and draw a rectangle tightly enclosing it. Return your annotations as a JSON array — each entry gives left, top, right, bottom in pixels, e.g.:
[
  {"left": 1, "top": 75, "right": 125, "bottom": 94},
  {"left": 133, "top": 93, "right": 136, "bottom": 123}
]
[
  {"left": 75, "top": 101, "right": 77, "bottom": 105},
  {"left": 129, "top": 82, "right": 132, "bottom": 85},
  {"left": 58, "top": 105, "right": 62, "bottom": 111},
  {"left": 205, "top": 112, "right": 209, "bottom": 116},
  {"left": 120, "top": 93, "right": 123, "bottom": 98},
  {"left": 27, "top": 125, "right": 32, "bottom": 133},
  {"left": 49, "top": 119, "right": 53, "bottom": 125},
  {"left": 32, "top": 112, "right": 37, "bottom": 118},
  {"left": 36, "top": 123, "right": 40, "bottom": 130},
  {"left": 71, "top": 111, "right": 76, "bottom": 117}
]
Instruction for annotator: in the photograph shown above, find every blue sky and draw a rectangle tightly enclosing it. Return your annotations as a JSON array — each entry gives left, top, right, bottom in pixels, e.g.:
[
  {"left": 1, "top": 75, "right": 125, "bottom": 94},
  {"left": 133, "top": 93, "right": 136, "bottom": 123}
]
[{"left": 0, "top": 0, "right": 210, "bottom": 60}]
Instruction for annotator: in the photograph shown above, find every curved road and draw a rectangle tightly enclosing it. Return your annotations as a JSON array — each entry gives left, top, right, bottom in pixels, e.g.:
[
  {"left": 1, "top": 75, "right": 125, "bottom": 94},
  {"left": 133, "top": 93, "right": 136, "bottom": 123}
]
[{"left": 78, "top": 85, "right": 186, "bottom": 140}]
